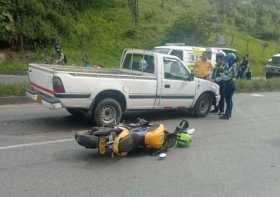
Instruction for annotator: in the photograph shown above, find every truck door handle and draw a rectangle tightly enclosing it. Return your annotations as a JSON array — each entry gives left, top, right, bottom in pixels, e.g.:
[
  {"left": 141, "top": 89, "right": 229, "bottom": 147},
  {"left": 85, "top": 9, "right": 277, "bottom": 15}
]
[{"left": 165, "top": 84, "right": 171, "bottom": 88}]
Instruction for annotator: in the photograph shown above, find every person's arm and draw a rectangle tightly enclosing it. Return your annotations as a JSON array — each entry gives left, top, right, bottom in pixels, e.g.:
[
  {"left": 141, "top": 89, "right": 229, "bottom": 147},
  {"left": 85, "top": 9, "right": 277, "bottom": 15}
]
[
  {"left": 209, "top": 62, "right": 214, "bottom": 70},
  {"left": 192, "top": 62, "right": 199, "bottom": 76}
]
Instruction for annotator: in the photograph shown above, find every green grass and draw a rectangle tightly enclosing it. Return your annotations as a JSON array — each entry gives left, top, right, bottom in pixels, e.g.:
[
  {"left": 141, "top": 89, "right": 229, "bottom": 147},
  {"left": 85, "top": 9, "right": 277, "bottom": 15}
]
[
  {"left": 235, "top": 79, "right": 280, "bottom": 92},
  {"left": 0, "top": 60, "right": 27, "bottom": 75},
  {"left": 62, "top": 0, "right": 200, "bottom": 67},
  {"left": 0, "top": 83, "right": 27, "bottom": 97}
]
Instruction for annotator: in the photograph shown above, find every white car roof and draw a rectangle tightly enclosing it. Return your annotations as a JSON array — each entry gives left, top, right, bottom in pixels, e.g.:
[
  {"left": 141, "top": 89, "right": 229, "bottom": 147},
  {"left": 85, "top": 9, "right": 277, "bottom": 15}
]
[
  {"left": 273, "top": 53, "right": 280, "bottom": 57},
  {"left": 155, "top": 46, "right": 237, "bottom": 53},
  {"left": 123, "top": 48, "right": 184, "bottom": 60},
  {"left": 210, "top": 47, "right": 237, "bottom": 52},
  {"left": 155, "top": 46, "right": 206, "bottom": 51}
]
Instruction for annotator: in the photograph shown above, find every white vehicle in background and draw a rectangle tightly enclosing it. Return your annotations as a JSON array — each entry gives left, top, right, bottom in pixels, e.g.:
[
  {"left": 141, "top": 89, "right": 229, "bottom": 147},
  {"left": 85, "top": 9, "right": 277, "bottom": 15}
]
[
  {"left": 26, "top": 49, "right": 220, "bottom": 126},
  {"left": 206, "top": 47, "right": 238, "bottom": 66},
  {"left": 153, "top": 45, "right": 206, "bottom": 69},
  {"left": 154, "top": 45, "right": 238, "bottom": 69}
]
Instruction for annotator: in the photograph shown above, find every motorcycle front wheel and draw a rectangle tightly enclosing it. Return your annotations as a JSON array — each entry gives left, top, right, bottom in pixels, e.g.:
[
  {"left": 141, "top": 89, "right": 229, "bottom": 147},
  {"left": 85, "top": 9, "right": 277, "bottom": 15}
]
[{"left": 165, "top": 133, "right": 177, "bottom": 149}]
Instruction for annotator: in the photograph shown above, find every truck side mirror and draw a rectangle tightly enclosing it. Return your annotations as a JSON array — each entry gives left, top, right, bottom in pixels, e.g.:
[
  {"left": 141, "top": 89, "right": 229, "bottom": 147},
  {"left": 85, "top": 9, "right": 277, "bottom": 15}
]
[{"left": 187, "top": 74, "right": 194, "bottom": 81}]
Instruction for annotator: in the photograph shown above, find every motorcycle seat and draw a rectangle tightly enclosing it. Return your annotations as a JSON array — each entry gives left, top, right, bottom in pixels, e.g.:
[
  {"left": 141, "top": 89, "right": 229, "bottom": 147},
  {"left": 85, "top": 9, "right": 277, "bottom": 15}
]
[
  {"left": 131, "top": 130, "right": 146, "bottom": 145},
  {"left": 93, "top": 127, "right": 124, "bottom": 137}
]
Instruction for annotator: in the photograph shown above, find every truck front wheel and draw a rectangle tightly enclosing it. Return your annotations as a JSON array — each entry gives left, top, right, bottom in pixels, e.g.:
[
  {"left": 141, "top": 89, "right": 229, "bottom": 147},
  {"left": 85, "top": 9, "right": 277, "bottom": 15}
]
[
  {"left": 93, "top": 98, "right": 122, "bottom": 126},
  {"left": 193, "top": 93, "right": 212, "bottom": 117}
]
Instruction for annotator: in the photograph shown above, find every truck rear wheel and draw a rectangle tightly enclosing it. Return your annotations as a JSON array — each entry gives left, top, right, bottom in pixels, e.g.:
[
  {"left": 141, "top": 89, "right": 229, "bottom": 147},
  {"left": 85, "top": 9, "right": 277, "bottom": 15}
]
[
  {"left": 193, "top": 93, "right": 212, "bottom": 117},
  {"left": 93, "top": 98, "right": 122, "bottom": 126}
]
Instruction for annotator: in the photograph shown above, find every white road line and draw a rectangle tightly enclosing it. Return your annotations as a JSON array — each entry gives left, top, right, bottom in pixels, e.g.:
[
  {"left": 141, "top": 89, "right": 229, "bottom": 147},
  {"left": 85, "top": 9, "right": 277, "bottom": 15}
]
[
  {"left": 0, "top": 138, "right": 75, "bottom": 151},
  {"left": 251, "top": 93, "right": 265, "bottom": 97}
]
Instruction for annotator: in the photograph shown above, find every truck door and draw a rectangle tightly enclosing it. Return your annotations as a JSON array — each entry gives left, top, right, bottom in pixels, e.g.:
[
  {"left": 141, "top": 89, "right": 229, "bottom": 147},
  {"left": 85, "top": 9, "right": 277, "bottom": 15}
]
[
  {"left": 121, "top": 52, "right": 158, "bottom": 109},
  {"left": 159, "top": 57, "right": 196, "bottom": 108}
]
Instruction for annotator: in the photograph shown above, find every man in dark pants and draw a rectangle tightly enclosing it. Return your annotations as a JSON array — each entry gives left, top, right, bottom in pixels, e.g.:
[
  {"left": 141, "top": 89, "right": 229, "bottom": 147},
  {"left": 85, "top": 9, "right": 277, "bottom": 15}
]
[
  {"left": 221, "top": 78, "right": 235, "bottom": 119},
  {"left": 220, "top": 53, "right": 236, "bottom": 120}
]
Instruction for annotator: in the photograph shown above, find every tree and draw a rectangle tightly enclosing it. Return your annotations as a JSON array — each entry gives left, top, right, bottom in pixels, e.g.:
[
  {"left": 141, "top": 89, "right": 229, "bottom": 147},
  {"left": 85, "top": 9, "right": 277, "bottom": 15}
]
[
  {"left": 128, "top": 0, "right": 139, "bottom": 25},
  {"left": 0, "top": 0, "right": 78, "bottom": 49}
]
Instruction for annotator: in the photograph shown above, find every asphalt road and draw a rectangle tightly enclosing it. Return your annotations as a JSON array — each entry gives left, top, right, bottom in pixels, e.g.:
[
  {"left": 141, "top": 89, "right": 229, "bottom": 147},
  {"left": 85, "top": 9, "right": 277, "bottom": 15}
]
[{"left": 0, "top": 92, "right": 280, "bottom": 197}]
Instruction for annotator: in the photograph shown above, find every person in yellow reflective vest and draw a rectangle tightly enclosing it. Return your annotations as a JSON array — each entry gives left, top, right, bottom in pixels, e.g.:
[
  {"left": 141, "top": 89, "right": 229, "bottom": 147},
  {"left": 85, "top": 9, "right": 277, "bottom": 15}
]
[{"left": 192, "top": 53, "right": 213, "bottom": 79}]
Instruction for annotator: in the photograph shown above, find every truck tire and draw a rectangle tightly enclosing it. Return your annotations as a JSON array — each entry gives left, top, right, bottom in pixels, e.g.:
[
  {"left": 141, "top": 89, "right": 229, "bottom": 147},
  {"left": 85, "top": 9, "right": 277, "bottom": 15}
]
[
  {"left": 93, "top": 98, "right": 122, "bottom": 126},
  {"left": 193, "top": 93, "right": 212, "bottom": 117}
]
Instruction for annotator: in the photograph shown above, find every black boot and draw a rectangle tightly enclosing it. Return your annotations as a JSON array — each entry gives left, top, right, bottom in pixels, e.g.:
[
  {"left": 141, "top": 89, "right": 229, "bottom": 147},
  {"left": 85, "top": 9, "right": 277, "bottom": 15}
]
[{"left": 220, "top": 114, "right": 229, "bottom": 120}]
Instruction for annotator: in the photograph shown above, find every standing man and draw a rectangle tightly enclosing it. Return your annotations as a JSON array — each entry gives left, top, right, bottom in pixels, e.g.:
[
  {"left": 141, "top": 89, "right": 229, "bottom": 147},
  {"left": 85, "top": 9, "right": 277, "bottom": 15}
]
[
  {"left": 54, "top": 42, "right": 67, "bottom": 65},
  {"left": 192, "top": 53, "right": 213, "bottom": 79},
  {"left": 211, "top": 52, "right": 226, "bottom": 115},
  {"left": 238, "top": 54, "right": 250, "bottom": 79},
  {"left": 219, "top": 54, "right": 236, "bottom": 120}
]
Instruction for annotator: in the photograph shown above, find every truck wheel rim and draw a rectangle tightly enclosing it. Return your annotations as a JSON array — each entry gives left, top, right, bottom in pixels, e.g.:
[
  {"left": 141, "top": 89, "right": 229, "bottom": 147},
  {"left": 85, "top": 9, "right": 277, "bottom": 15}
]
[
  {"left": 101, "top": 106, "right": 117, "bottom": 124},
  {"left": 199, "top": 99, "right": 209, "bottom": 114}
]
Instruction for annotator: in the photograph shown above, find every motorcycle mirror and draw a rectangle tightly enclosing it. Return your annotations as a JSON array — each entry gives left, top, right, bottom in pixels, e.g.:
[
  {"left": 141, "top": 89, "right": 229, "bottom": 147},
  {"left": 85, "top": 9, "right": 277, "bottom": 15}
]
[
  {"left": 158, "top": 152, "right": 167, "bottom": 160},
  {"left": 179, "top": 120, "right": 189, "bottom": 130}
]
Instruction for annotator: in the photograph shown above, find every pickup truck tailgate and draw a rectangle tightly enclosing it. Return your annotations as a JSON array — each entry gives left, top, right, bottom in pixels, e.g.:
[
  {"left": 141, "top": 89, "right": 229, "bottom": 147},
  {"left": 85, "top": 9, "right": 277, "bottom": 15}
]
[{"left": 28, "top": 64, "right": 54, "bottom": 96}]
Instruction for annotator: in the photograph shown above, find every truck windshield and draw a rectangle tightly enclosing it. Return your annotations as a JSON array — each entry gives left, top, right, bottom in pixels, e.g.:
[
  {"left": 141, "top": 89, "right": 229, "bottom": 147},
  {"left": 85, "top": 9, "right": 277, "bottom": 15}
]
[{"left": 272, "top": 56, "right": 280, "bottom": 65}]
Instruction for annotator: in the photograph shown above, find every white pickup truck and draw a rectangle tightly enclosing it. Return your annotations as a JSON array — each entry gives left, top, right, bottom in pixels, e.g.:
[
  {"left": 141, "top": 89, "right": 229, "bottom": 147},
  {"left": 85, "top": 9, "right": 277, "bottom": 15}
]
[{"left": 27, "top": 49, "right": 220, "bottom": 126}]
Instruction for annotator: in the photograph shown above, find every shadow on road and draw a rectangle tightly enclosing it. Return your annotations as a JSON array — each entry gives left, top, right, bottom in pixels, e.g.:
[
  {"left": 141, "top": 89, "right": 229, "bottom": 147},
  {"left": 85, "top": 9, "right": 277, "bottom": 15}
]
[
  {"left": 54, "top": 147, "right": 159, "bottom": 169},
  {"left": 0, "top": 115, "right": 91, "bottom": 135},
  {"left": 123, "top": 110, "right": 194, "bottom": 122}
]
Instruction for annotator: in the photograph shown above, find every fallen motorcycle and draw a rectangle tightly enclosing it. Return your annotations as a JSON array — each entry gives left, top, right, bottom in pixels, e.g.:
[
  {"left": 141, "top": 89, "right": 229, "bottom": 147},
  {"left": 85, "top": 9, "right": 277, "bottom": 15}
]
[{"left": 75, "top": 119, "right": 194, "bottom": 156}]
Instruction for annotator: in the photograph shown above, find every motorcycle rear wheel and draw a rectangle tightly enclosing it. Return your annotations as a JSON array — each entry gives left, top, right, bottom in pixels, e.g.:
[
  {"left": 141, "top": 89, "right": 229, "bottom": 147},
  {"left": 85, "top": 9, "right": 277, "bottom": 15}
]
[{"left": 75, "top": 130, "right": 98, "bottom": 149}]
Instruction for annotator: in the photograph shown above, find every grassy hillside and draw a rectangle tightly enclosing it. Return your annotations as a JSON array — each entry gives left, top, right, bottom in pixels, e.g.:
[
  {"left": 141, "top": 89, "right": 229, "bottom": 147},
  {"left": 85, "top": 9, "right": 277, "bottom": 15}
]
[
  {"left": 57, "top": 0, "right": 280, "bottom": 76},
  {"left": 0, "top": 0, "right": 279, "bottom": 76},
  {"left": 63, "top": 0, "right": 191, "bottom": 67}
]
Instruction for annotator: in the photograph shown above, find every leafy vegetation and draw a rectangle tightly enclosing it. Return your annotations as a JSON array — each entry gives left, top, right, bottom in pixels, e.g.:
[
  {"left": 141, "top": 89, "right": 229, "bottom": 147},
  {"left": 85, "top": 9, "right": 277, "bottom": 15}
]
[
  {"left": 0, "top": 0, "right": 94, "bottom": 49},
  {"left": 236, "top": 79, "right": 280, "bottom": 92},
  {"left": 210, "top": 0, "right": 280, "bottom": 41},
  {"left": 0, "top": 60, "right": 27, "bottom": 75}
]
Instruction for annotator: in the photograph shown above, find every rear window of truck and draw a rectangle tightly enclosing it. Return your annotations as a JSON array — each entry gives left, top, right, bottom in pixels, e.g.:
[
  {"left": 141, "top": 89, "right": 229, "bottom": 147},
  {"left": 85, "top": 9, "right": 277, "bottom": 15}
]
[{"left": 123, "top": 53, "right": 155, "bottom": 74}]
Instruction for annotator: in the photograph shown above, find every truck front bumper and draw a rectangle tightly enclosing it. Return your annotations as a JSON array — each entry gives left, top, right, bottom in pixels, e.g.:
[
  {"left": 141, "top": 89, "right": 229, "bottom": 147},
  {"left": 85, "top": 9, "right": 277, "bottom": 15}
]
[{"left": 26, "top": 89, "right": 63, "bottom": 110}]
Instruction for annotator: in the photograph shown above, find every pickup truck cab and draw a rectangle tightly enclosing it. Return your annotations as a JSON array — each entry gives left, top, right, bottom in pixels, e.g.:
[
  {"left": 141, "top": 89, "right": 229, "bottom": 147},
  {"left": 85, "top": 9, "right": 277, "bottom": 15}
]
[{"left": 27, "top": 49, "right": 220, "bottom": 126}]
